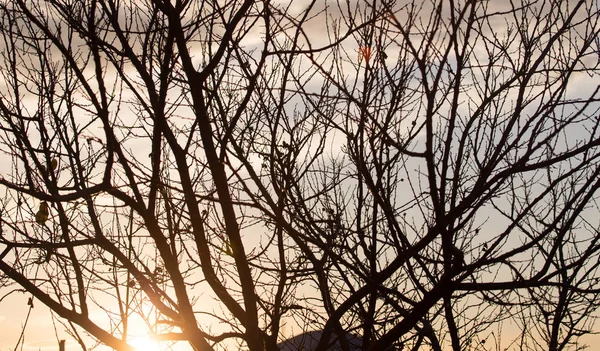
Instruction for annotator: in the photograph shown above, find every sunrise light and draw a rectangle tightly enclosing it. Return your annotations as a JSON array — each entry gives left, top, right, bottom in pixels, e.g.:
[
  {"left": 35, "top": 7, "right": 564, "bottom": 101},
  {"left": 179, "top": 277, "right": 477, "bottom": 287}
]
[{"left": 129, "top": 336, "right": 161, "bottom": 351}]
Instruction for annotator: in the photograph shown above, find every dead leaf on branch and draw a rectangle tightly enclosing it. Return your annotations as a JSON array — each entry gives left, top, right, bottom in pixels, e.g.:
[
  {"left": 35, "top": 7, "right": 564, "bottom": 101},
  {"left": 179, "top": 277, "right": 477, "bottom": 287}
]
[{"left": 35, "top": 201, "right": 50, "bottom": 225}]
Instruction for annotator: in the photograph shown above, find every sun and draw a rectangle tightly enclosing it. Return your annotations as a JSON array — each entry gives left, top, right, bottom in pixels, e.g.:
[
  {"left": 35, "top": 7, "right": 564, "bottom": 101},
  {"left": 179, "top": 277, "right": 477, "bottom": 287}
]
[{"left": 129, "top": 336, "right": 162, "bottom": 351}]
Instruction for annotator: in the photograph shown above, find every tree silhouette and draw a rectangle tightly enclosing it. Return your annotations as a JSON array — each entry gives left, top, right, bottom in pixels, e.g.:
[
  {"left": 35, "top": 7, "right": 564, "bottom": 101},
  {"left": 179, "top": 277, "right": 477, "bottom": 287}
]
[{"left": 0, "top": 0, "right": 599, "bottom": 350}]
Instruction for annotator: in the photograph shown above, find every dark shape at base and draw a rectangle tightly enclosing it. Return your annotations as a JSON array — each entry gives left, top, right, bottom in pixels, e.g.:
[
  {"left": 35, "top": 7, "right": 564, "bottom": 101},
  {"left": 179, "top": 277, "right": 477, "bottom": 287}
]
[{"left": 277, "top": 330, "right": 362, "bottom": 351}]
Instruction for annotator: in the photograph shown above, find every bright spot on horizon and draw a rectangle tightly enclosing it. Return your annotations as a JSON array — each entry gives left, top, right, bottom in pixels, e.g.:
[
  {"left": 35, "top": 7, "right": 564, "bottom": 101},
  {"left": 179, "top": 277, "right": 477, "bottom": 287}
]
[{"left": 129, "top": 336, "right": 161, "bottom": 351}]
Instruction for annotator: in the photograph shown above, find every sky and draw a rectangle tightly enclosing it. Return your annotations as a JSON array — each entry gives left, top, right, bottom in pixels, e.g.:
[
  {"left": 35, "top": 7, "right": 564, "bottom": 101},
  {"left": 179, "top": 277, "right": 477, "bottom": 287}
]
[{"left": 1, "top": 0, "right": 600, "bottom": 350}]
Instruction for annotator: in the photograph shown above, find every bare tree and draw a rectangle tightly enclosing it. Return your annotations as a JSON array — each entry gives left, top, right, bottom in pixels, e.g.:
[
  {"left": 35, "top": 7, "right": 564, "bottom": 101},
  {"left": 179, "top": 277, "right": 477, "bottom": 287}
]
[{"left": 0, "top": 0, "right": 599, "bottom": 351}]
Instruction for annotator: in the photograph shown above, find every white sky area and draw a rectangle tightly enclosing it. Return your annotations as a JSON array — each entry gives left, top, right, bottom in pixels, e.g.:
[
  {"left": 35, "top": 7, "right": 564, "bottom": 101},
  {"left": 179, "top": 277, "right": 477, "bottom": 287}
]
[{"left": 1, "top": 0, "right": 600, "bottom": 350}]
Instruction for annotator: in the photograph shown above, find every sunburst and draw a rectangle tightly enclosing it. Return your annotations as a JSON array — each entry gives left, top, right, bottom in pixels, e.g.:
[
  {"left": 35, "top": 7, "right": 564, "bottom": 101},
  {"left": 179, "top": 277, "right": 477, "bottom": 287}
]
[{"left": 129, "top": 336, "right": 161, "bottom": 351}]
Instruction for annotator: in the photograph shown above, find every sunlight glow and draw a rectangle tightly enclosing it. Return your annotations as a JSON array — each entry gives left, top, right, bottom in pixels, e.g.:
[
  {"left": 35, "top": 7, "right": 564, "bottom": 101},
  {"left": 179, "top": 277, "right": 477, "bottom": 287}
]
[{"left": 129, "top": 336, "right": 161, "bottom": 351}]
